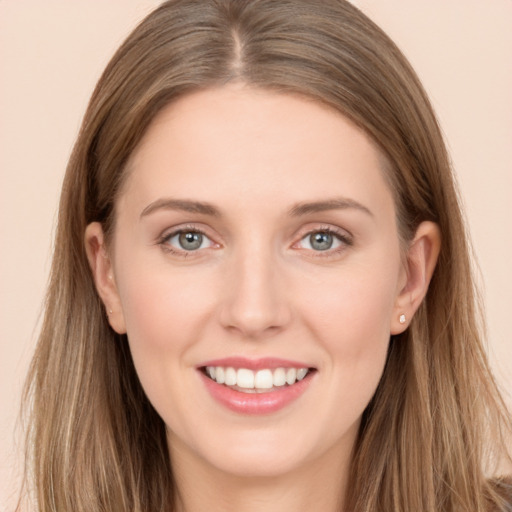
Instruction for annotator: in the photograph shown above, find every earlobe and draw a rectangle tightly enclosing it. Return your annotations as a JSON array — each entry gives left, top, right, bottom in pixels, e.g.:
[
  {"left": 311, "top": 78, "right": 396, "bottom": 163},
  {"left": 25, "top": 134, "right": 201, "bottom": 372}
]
[
  {"left": 391, "top": 221, "right": 441, "bottom": 334},
  {"left": 84, "top": 222, "right": 127, "bottom": 334}
]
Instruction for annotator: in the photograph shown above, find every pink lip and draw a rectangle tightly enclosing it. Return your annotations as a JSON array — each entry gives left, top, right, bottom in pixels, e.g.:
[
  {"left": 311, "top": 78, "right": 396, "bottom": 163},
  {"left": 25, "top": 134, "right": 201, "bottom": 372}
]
[
  {"left": 198, "top": 356, "right": 313, "bottom": 371},
  {"left": 197, "top": 359, "right": 316, "bottom": 415}
]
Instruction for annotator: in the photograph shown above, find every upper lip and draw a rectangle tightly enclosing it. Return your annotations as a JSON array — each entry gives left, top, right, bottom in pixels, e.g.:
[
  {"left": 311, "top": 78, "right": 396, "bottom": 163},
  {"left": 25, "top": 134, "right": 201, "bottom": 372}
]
[{"left": 197, "top": 357, "right": 315, "bottom": 371}]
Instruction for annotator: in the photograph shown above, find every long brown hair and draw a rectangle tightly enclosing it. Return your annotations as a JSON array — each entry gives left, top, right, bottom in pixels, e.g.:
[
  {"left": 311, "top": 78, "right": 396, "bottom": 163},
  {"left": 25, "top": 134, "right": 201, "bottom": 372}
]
[{"left": 20, "top": 1, "right": 511, "bottom": 510}]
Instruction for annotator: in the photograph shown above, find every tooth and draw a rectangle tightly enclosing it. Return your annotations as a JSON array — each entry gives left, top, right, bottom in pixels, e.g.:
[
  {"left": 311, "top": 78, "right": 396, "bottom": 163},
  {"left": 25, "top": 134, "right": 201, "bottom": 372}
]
[
  {"left": 215, "top": 366, "right": 225, "bottom": 384},
  {"left": 237, "top": 368, "right": 255, "bottom": 389},
  {"left": 225, "top": 367, "right": 237, "bottom": 386},
  {"left": 273, "top": 368, "right": 286, "bottom": 387},
  {"left": 296, "top": 368, "right": 308, "bottom": 381},
  {"left": 254, "top": 369, "right": 273, "bottom": 389},
  {"left": 212, "top": 365, "right": 309, "bottom": 388},
  {"left": 285, "top": 368, "right": 297, "bottom": 385}
]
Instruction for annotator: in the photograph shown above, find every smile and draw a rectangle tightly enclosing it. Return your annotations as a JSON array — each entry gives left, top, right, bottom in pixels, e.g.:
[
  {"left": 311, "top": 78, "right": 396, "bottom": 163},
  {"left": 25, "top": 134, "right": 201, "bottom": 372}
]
[
  {"left": 198, "top": 358, "right": 317, "bottom": 414},
  {"left": 203, "top": 366, "right": 311, "bottom": 393}
]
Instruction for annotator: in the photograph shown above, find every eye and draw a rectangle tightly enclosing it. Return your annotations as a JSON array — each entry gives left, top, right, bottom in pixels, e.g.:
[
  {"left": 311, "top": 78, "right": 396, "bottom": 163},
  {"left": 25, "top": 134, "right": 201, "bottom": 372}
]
[
  {"left": 297, "top": 229, "right": 349, "bottom": 252},
  {"left": 163, "top": 230, "right": 213, "bottom": 251}
]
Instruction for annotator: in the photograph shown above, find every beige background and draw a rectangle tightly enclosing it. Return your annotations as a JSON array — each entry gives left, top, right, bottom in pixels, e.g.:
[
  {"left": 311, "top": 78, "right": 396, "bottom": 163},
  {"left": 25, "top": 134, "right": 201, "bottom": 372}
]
[{"left": 1, "top": 1, "right": 511, "bottom": 508}]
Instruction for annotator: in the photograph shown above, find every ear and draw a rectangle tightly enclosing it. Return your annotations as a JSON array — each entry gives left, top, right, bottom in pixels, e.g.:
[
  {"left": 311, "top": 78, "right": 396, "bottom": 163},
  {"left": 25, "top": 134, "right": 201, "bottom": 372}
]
[
  {"left": 390, "top": 221, "right": 441, "bottom": 334},
  {"left": 84, "top": 222, "right": 127, "bottom": 334}
]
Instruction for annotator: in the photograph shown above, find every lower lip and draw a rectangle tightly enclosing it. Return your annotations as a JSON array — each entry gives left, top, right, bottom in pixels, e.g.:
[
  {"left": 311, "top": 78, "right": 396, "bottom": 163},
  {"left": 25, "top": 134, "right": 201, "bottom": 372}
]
[{"left": 199, "top": 371, "right": 314, "bottom": 415}]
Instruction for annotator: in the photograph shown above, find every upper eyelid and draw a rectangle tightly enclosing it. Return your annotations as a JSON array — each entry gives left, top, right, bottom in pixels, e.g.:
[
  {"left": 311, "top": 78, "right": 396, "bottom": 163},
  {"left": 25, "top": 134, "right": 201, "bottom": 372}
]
[
  {"left": 164, "top": 229, "right": 211, "bottom": 241},
  {"left": 159, "top": 224, "right": 213, "bottom": 240},
  {"left": 299, "top": 232, "right": 350, "bottom": 245},
  {"left": 294, "top": 223, "right": 353, "bottom": 240}
]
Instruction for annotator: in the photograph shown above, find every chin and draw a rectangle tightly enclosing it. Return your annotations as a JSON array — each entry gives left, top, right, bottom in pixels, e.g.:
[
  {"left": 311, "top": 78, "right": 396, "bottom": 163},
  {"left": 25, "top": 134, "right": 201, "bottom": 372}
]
[
  {"left": 172, "top": 417, "right": 354, "bottom": 481},
  {"left": 204, "top": 444, "right": 311, "bottom": 479}
]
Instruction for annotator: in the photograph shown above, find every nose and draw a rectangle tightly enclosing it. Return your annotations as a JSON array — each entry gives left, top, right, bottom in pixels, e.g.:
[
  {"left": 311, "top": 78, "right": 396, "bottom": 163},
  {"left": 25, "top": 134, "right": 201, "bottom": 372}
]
[{"left": 218, "top": 246, "right": 291, "bottom": 339}]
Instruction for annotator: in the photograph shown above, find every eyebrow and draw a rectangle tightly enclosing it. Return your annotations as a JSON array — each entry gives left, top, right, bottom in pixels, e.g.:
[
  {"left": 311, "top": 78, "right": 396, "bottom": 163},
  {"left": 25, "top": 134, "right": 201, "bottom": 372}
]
[
  {"left": 288, "top": 198, "right": 373, "bottom": 217},
  {"left": 140, "top": 198, "right": 220, "bottom": 218},
  {"left": 140, "top": 196, "right": 373, "bottom": 219}
]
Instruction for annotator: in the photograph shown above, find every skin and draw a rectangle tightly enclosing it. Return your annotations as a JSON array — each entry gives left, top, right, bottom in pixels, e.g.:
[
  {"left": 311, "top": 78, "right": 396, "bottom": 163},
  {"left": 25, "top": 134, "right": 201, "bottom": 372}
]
[{"left": 86, "top": 85, "right": 440, "bottom": 512}]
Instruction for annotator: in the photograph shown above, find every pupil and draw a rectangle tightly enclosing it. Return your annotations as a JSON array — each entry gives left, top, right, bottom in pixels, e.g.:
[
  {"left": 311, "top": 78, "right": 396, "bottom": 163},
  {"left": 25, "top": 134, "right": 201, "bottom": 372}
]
[
  {"left": 311, "top": 232, "right": 332, "bottom": 251},
  {"left": 179, "top": 232, "right": 202, "bottom": 250}
]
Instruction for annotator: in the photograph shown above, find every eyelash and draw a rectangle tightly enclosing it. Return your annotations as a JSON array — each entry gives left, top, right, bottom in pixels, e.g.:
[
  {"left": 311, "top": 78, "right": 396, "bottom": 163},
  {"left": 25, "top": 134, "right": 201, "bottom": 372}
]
[
  {"left": 157, "top": 225, "right": 353, "bottom": 257},
  {"left": 157, "top": 225, "right": 214, "bottom": 256},
  {"left": 295, "top": 226, "right": 353, "bottom": 258}
]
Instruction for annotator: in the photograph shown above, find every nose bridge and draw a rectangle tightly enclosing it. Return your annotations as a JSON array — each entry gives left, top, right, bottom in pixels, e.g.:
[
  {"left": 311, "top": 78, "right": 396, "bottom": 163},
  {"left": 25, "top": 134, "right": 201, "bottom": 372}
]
[{"left": 219, "top": 237, "right": 290, "bottom": 338}]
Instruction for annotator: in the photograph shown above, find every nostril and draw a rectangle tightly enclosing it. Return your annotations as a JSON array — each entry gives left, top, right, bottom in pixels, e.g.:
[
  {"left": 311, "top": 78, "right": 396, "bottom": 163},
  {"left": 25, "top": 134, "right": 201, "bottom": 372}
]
[{"left": 217, "top": 268, "right": 292, "bottom": 337}]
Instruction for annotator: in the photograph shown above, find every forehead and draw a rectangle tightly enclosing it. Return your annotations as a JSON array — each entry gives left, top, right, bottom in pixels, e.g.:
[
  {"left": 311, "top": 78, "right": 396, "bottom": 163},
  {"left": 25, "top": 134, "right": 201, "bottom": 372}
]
[{"left": 119, "top": 85, "right": 394, "bottom": 219}]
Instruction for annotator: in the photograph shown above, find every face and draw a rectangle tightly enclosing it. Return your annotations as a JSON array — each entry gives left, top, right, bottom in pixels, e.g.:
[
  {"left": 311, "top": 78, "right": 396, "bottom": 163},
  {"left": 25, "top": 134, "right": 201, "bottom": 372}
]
[{"left": 97, "top": 86, "right": 410, "bottom": 479}]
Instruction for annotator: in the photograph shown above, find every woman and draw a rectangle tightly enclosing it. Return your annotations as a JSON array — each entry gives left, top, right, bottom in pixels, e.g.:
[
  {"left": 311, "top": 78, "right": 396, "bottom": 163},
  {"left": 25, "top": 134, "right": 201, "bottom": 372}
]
[{"left": 18, "top": 1, "right": 511, "bottom": 511}]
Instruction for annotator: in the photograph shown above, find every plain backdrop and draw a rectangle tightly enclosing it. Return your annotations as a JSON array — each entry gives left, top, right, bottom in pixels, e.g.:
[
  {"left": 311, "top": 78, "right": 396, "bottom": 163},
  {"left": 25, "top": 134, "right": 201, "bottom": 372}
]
[{"left": 1, "top": 1, "right": 511, "bottom": 508}]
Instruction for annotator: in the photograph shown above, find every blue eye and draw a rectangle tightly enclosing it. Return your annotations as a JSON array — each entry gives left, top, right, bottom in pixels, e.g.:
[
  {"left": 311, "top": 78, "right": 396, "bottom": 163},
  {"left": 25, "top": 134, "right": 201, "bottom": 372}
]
[
  {"left": 310, "top": 232, "right": 335, "bottom": 251},
  {"left": 165, "top": 230, "right": 212, "bottom": 251},
  {"left": 298, "top": 230, "right": 347, "bottom": 251}
]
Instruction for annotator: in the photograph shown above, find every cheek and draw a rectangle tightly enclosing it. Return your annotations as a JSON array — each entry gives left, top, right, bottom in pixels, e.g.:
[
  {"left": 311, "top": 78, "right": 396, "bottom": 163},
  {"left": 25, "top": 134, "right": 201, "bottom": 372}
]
[
  {"left": 297, "top": 259, "right": 399, "bottom": 412},
  {"left": 117, "top": 256, "right": 214, "bottom": 347},
  {"left": 113, "top": 254, "right": 218, "bottom": 403},
  {"left": 301, "top": 263, "right": 398, "bottom": 350}
]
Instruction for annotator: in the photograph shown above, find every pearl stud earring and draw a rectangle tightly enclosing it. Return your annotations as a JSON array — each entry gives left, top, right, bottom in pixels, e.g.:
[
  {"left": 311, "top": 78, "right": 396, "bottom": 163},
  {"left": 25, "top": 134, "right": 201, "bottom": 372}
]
[{"left": 399, "top": 314, "right": 406, "bottom": 324}]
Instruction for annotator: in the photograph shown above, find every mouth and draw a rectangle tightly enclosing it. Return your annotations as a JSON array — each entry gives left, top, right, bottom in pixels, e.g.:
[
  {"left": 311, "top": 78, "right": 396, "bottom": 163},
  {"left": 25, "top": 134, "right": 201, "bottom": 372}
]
[
  {"left": 200, "top": 365, "right": 316, "bottom": 394},
  {"left": 197, "top": 359, "right": 317, "bottom": 414},
  {"left": 196, "top": 356, "right": 318, "bottom": 415}
]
